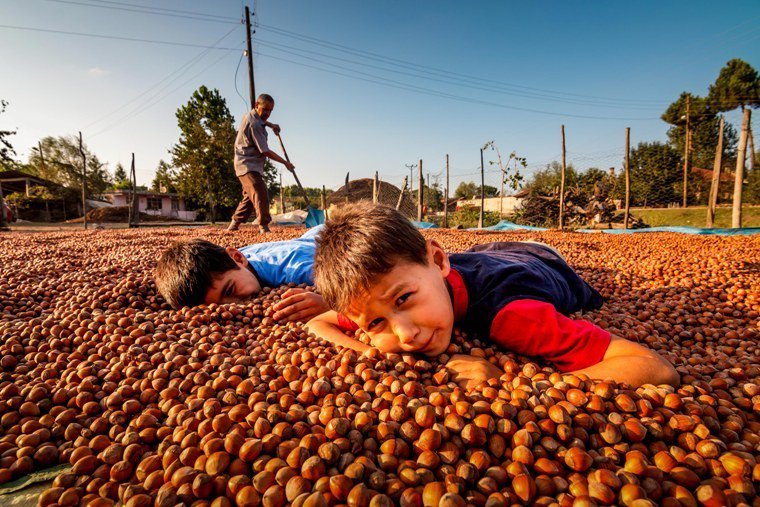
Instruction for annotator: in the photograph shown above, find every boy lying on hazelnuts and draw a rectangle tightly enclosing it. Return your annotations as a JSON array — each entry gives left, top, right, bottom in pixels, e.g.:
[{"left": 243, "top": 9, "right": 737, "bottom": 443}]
[
  {"left": 154, "top": 227, "right": 328, "bottom": 322},
  {"left": 305, "top": 202, "right": 679, "bottom": 389}
]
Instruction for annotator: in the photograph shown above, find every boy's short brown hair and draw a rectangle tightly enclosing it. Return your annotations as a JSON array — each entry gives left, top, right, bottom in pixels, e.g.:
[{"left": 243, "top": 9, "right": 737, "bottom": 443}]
[
  {"left": 155, "top": 239, "right": 238, "bottom": 309},
  {"left": 314, "top": 201, "right": 428, "bottom": 313}
]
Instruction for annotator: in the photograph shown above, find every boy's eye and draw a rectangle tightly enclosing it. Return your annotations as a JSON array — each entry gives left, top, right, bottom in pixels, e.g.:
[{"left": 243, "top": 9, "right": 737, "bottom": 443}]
[
  {"left": 396, "top": 292, "right": 412, "bottom": 306},
  {"left": 367, "top": 318, "right": 384, "bottom": 331}
]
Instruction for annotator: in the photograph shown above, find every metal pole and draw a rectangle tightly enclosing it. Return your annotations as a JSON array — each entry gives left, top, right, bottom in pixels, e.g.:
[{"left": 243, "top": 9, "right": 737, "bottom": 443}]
[
  {"left": 707, "top": 116, "right": 724, "bottom": 228},
  {"left": 444, "top": 154, "right": 449, "bottom": 228},
  {"left": 479, "top": 149, "right": 485, "bottom": 229},
  {"left": 732, "top": 108, "right": 751, "bottom": 228},
  {"left": 245, "top": 6, "right": 256, "bottom": 108},
  {"left": 624, "top": 127, "right": 630, "bottom": 229},
  {"left": 78, "top": 131, "right": 87, "bottom": 229},
  {"left": 559, "top": 125, "right": 566, "bottom": 229}
]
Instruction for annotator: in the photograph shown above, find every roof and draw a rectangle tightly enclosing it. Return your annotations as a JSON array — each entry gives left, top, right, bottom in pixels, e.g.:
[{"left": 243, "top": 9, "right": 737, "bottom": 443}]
[
  {"left": 690, "top": 167, "right": 735, "bottom": 183},
  {"left": 0, "top": 169, "right": 62, "bottom": 189}
]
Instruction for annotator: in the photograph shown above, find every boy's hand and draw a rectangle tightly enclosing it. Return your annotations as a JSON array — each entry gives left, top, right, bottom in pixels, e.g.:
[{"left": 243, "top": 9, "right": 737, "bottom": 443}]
[
  {"left": 446, "top": 354, "right": 503, "bottom": 390},
  {"left": 272, "top": 288, "right": 329, "bottom": 323}
]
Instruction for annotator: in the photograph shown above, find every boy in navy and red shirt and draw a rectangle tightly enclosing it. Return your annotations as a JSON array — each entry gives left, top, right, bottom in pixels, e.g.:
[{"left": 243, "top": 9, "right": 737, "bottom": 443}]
[{"left": 306, "top": 202, "right": 679, "bottom": 388}]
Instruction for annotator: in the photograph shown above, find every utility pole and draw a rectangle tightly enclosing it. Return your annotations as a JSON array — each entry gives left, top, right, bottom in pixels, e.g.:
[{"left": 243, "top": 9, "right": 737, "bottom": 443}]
[
  {"left": 444, "top": 154, "right": 449, "bottom": 228},
  {"left": 417, "top": 160, "right": 423, "bottom": 221},
  {"left": 405, "top": 163, "right": 417, "bottom": 200},
  {"left": 78, "top": 131, "right": 87, "bottom": 230},
  {"left": 479, "top": 149, "right": 485, "bottom": 229},
  {"left": 624, "top": 128, "right": 630, "bottom": 229},
  {"left": 733, "top": 108, "right": 751, "bottom": 228},
  {"left": 245, "top": 6, "right": 255, "bottom": 108},
  {"left": 559, "top": 125, "right": 566, "bottom": 230},
  {"left": 707, "top": 116, "right": 724, "bottom": 228},
  {"left": 683, "top": 95, "right": 690, "bottom": 208}
]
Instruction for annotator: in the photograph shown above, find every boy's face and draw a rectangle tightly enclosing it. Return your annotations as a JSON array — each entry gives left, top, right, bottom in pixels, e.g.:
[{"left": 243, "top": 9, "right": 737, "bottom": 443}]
[
  {"left": 204, "top": 248, "right": 262, "bottom": 305},
  {"left": 343, "top": 240, "right": 455, "bottom": 356}
]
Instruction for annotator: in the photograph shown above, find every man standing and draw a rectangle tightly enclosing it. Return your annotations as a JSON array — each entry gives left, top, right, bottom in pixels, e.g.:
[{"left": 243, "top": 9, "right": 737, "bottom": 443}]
[{"left": 228, "top": 93, "right": 294, "bottom": 232}]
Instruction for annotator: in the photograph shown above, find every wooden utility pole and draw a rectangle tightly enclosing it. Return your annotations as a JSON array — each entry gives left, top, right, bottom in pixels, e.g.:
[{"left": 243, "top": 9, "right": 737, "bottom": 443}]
[
  {"left": 396, "top": 176, "right": 408, "bottom": 210},
  {"left": 373, "top": 171, "right": 379, "bottom": 204},
  {"left": 78, "top": 131, "right": 87, "bottom": 229},
  {"left": 479, "top": 149, "right": 485, "bottom": 229},
  {"left": 405, "top": 163, "right": 417, "bottom": 199},
  {"left": 707, "top": 116, "right": 724, "bottom": 228},
  {"left": 444, "top": 154, "right": 449, "bottom": 228},
  {"left": 683, "top": 95, "right": 691, "bottom": 208},
  {"left": 417, "top": 160, "right": 423, "bottom": 221},
  {"left": 732, "top": 108, "right": 751, "bottom": 228},
  {"left": 559, "top": 125, "right": 566, "bottom": 229},
  {"left": 345, "top": 173, "right": 350, "bottom": 203},
  {"left": 245, "top": 6, "right": 256, "bottom": 108},
  {"left": 624, "top": 128, "right": 630, "bottom": 229}
]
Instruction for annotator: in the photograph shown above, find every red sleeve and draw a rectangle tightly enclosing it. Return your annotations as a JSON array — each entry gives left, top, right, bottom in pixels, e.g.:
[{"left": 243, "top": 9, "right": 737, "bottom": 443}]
[
  {"left": 336, "top": 313, "right": 359, "bottom": 332},
  {"left": 490, "top": 299, "right": 610, "bottom": 372}
]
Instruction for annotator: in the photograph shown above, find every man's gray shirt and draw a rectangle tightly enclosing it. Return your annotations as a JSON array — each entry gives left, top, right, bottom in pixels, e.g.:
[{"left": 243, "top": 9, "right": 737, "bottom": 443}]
[{"left": 234, "top": 110, "right": 269, "bottom": 176}]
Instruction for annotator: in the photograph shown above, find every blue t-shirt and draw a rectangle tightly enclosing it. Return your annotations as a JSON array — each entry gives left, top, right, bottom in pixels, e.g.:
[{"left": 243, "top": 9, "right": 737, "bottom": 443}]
[{"left": 238, "top": 225, "right": 322, "bottom": 288}]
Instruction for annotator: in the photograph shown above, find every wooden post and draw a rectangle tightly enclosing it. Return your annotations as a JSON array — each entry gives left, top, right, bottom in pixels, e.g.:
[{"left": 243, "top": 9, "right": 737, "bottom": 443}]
[
  {"left": 279, "top": 173, "right": 284, "bottom": 213},
  {"left": 0, "top": 180, "right": 8, "bottom": 230},
  {"left": 559, "top": 125, "right": 566, "bottom": 229},
  {"left": 321, "top": 185, "right": 326, "bottom": 210},
  {"left": 707, "top": 116, "right": 724, "bottom": 228},
  {"left": 345, "top": 172, "right": 350, "bottom": 203},
  {"left": 426, "top": 172, "right": 430, "bottom": 212},
  {"left": 78, "top": 131, "right": 87, "bottom": 229},
  {"left": 732, "top": 108, "right": 751, "bottom": 228},
  {"left": 396, "top": 176, "right": 408, "bottom": 210},
  {"left": 624, "top": 127, "right": 630, "bottom": 229},
  {"left": 37, "top": 141, "right": 51, "bottom": 222},
  {"left": 417, "top": 159, "right": 423, "bottom": 221},
  {"left": 373, "top": 171, "right": 379, "bottom": 204},
  {"left": 444, "top": 154, "right": 449, "bottom": 228},
  {"left": 479, "top": 149, "right": 485, "bottom": 229},
  {"left": 683, "top": 95, "right": 690, "bottom": 208},
  {"left": 245, "top": 6, "right": 255, "bottom": 108},
  {"left": 128, "top": 153, "right": 135, "bottom": 227}
]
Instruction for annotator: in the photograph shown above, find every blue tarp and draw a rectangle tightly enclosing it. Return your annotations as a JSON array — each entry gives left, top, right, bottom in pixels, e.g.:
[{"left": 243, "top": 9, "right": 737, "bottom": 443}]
[
  {"left": 482, "top": 220, "right": 548, "bottom": 232},
  {"left": 578, "top": 226, "right": 760, "bottom": 236},
  {"left": 305, "top": 208, "right": 326, "bottom": 229},
  {"left": 413, "top": 221, "right": 438, "bottom": 229}
]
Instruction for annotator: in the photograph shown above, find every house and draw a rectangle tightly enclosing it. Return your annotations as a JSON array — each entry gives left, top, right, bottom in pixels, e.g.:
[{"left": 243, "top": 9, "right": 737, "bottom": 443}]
[
  {"left": 104, "top": 190, "right": 196, "bottom": 221},
  {"left": 456, "top": 189, "right": 529, "bottom": 215}
]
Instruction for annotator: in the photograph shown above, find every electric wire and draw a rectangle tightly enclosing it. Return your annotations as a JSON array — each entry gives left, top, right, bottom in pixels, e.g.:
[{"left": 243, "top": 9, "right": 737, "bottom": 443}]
[{"left": 44, "top": 0, "right": 238, "bottom": 24}]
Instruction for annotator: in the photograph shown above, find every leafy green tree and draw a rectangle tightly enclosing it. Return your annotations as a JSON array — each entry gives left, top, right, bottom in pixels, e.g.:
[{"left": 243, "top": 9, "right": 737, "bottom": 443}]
[
  {"left": 151, "top": 160, "right": 177, "bottom": 193},
  {"left": 525, "top": 162, "right": 578, "bottom": 194},
  {"left": 171, "top": 86, "right": 238, "bottom": 210},
  {"left": 628, "top": 142, "right": 682, "bottom": 207},
  {"left": 708, "top": 59, "right": 760, "bottom": 112},
  {"left": 110, "top": 162, "right": 132, "bottom": 190},
  {"left": 26, "top": 135, "right": 113, "bottom": 195},
  {"left": 0, "top": 100, "right": 17, "bottom": 166},
  {"left": 454, "top": 181, "right": 478, "bottom": 199}
]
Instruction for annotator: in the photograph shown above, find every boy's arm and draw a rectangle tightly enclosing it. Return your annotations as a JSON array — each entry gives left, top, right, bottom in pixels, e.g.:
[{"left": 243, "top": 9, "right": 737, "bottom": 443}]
[
  {"left": 490, "top": 299, "right": 679, "bottom": 387},
  {"left": 305, "top": 311, "right": 370, "bottom": 353},
  {"left": 573, "top": 335, "right": 679, "bottom": 387}
]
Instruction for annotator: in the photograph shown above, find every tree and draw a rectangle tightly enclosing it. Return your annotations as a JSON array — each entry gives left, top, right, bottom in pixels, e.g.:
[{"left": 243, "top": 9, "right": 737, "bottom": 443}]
[
  {"left": 628, "top": 142, "right": 682, "bottom": 207},
  {"left": 454, "top": 181, "right": 478, "bottom": 199},
  {"left": 110, "top": 162, "right": 132, "bottom": 190},
  {"left": 0, "top": 100, "right": 17, "bottom": 166},
  {"left": 171, "top": 86, "right": 238, "bottom": 211},
  {"left": 525, "top": 162, "right": 578, "bottom": 195},
  {"left": 26, "top": 135, "right": 113, "bottom": 196},
  {"left": 708, "top": 59, "right": 760, "bottom": 112},
  {"left": 151, "top": 160, "right": 177, "bottom": 193}
]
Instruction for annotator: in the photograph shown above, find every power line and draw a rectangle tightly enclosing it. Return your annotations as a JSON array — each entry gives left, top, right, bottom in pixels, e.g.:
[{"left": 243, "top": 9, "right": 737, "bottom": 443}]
[
  {"left": 45, "top": 0, "right": 238, "bottom": 22},
  {"left": 44, "top": 0, "right": 239, "bottom": 24},
  {"left": 0, "top": 23, "right": 240, "bottom": 50}
]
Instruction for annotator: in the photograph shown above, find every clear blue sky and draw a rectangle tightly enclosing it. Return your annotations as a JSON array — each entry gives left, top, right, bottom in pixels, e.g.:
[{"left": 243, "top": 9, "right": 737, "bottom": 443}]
[{"left": 1, "top": 0, "right": 758, "bottom": 193}]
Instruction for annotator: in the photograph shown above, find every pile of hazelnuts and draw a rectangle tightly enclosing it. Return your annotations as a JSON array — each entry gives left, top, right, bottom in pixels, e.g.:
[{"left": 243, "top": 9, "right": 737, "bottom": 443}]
[{"left": 0, "top": 227, "right": 756, "bottom": 506}]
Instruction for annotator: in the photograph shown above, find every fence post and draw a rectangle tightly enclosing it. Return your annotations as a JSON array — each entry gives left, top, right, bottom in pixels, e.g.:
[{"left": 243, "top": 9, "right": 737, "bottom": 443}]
[
  {"left": 345, "top": 172, "right": 350, "bottom": 203},
  {"left": 417, "top": 160, "right": 423, "bottom": 221},
  {"left": 373, "top": 171, "right": 379, "bottom": 204},
  {"left": 396, "top": 176, "right": 408, "bottom": 210},
  {"left": 0, "top": 181, "right": 8, "bottom": 230},
  {"left": 707, "top": 116, "right": 724, "bottom": 228},
  {"left": 78, "top": 131, "right": 87, "bottom": 229},
  {"left": 479, "top": 149, "right": 484, "bottom": 229},
  {"left": 683, "top": 95, "right": 691, "bottom": 208},
  {"left": 321, "top": 185, "right": 327, "bottom": 211},
  {"left": 559, "top": 125, "right": 566, "bottom": 230},
  {"left": 732, "top": 108, "right": 751, "bottom": 228},
  {"left": 444, "top": 154, "right": 449, "bottom": 228},
  {"left": 624, "top": 128, "right": 630, "bottom": 229}
]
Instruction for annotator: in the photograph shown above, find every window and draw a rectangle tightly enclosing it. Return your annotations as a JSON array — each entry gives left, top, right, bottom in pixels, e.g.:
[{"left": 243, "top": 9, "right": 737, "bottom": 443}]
[
  {"left": 147, "top": 197, "right": 162, "bottom": 211},
  {"left": 171, "top": 198, "right": 179, "bottom": 211}
]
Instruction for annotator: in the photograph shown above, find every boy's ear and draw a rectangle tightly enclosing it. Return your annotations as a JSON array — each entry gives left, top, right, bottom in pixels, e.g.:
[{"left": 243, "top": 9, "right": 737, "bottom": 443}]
[
  {"left": 427, "top": 239, "right": 450, "bottom": 277},
  {"left": 225, "top": 247, "right": 249, "bottom": 269}
]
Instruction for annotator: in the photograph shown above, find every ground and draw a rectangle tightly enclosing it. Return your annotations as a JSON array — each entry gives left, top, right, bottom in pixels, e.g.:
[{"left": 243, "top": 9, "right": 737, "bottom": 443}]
[{"left": 0, "top": 226, "right": 757, "bottom": 506}]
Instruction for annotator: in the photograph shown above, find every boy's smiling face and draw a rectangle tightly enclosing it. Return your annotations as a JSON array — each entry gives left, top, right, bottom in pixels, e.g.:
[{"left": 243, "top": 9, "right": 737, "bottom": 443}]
[
  {"left": 203, "top": 248, "right": 262, "bottom": 305},
  {"left": 343, "top": 240, "right": 455, "bottom": 356}
]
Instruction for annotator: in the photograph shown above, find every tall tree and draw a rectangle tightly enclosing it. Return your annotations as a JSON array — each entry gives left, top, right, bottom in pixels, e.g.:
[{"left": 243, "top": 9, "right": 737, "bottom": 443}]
[
  {"left": 526, "top": 161, "right": 578, "bottom": 195},
  {"left": 628, "top": 142, "right": 682, "bottom": 207},
  {"left": 0, "top": 100, "right": 17, "bottom": 167},
  {"left": 454, "top": 181, "right": 478, "bottom": 199},
  {"left": 151, "top": 160, "right": 177, "bottom": 193},
  {"left": 113, "top": 163, "right": 127, "bottom": 183},
  {"left": 708, "top": 59, "right": 760, "bottom": 113},
  {"left": 171, "top": 86, "right": 238, "bottom": 209},
  {"left": 26, "top": 135, "right": 113, "bottom": 195}
]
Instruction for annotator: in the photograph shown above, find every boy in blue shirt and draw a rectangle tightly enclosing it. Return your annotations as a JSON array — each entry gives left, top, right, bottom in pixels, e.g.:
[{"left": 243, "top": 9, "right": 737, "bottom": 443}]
[{"left": 154, "top": 226, "right": 326, "bottom": 322}]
